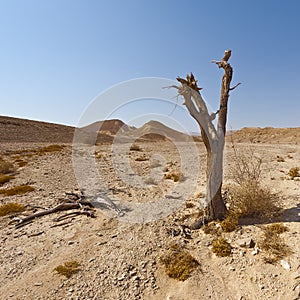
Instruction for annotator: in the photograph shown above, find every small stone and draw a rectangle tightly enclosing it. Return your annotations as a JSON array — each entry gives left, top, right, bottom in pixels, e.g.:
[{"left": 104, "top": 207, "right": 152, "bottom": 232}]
[
  {"left": 34, "top": 283, "right": 43, "bottom": 286},
  {"left": 280, "top": 260, "right": 291, "bottom": 270},
  {"left": 68, "top": 241, "right": 74, "bottom": 245},
  {"left": 251, "top": 248, "right": 259, "bottom": 255},
  {"left": 235, "top": 238, "right": 255, "bottom": 248},
  {"left": 68, "top": 288, "right": 74, "bottom": 292},
  {"left": 118, "top": 273, "right": 126, "bottom": 281},
  {"left": 258, "top": 284, "right": 264, "bottom": 290},
  {"left": 229, "top": 266, "right": 235, "bottom": 271}
]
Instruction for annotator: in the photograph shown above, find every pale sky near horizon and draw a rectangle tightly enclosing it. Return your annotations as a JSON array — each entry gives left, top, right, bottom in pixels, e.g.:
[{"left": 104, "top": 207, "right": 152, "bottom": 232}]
[{"left": 1, "top": 0, "right": 299, "bottom": 133}]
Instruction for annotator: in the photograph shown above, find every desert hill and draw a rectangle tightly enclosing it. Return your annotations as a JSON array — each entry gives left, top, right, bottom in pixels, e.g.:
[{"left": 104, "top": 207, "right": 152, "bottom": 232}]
[
  {"left": 229, "top": 127, "right": 300, "bottom": 144},
  {"left": 1, "top": 115, "right": 300, "bottom": 144},
  {"left": 0, "top": 116, "right": 75, "bottom": 143}
]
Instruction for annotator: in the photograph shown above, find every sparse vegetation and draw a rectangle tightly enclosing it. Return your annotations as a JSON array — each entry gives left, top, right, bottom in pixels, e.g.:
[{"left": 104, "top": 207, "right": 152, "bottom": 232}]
[
  {"left": 135, "top": 156, "right": 149, "bottom": 161},
  {"left": 203, "top": 221, "right": 222, "bottom": 236},
  {"left": 221, "top": 214, "right": 238, "bottom": 232},
  {"left": 53, "top": 260, "right": 80, "bottom": 278},
  {"left": 229, "top": 144, "right": 263, "bottom": 184},
  {"left": 260, "top": 228, "right": 291, "bottom": 263},
  {"left": 0, "top": 159, "right": 15, "bottom": 174},
  {"left": 160, "top": 243, "right": 199, "bottom": 281},
  {"left": 37, "top": 144, "right": 65, "bottom": 155},
  {"left": 226, "top": 181, "right": 281, "bottom": 219},
  {"left": 211, "top": 237, "right": 232, "bottom": 257},
  {"left": 0, "top": 185, "right": 35, "bottom": 196},
  {"left": 288, "top": 167, "right": 300, "bottom": 179},
  {"left": 267, "top": 223, "right": 289, "bottom": 234},
  {"left": 0, "top": 202, "right": 25, "bottom": 216},
  {"left": 164, "top": 171, "right": 183, "bottom": 182},
  {"left": 0, "top": 174, "right": 15, "bottom": 185}
]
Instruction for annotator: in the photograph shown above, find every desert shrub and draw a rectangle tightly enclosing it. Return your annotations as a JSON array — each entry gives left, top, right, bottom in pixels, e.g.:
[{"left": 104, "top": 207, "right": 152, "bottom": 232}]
[
  {"left": 221, "top": 214, "right": 238, "bottom": 232},
  {"left": 267, "top": 223, "right": 289, "bottom": 234},
  {"left": 164, "top": 171, "right": 183, "bottom": 182},
  {"left": 14, "top": 159, "right": 28, "bottom": 167},
  {"left": 160, "top": 244, "right": 199, "bottom": 281},
  {"left": 288, "top": 167, "right": 300, "bottom": 179},
  {"left": 0, "top": 174, "right": 15, "bottom": 185},
  {"left": 37, "top": 144, "right": 65, "bottom": 155},
  {"left": 226, "top": 181, "right": 281, "bottom": 219},
  {"left": 260, "top": 228, "right": 291, "bottom": 263},
  {"left": 229, "top": 144, "right": 262, "bottom": 185},
  {"left": 0, "top": 185, "right": 35, "bottom": 196},
  {"left": 135, "top": 156, "right": 149, "bottom": 161},
  {"left": 0, "top": 160, "right": 15, "bottom": 174},
  {"left": 212, "top": 237, "right": 232, "bottom": 257},
  {"left": 130, "top": 144, "right": 142, "bottom": 152},
  {"left": 203, "top": 221, "right": 222, "bottom": 236},
  {"left": 0, "top": 203, "right": 25, "bottom": 216},
  {"left": 53, "top": 261, "right": 80, "bottom": 278}
]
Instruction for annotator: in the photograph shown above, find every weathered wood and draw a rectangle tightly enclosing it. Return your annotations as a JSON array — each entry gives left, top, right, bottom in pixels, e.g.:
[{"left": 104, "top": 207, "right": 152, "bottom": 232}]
[{"left": 177, "top": 50, "right": 239, "bottom": 221}]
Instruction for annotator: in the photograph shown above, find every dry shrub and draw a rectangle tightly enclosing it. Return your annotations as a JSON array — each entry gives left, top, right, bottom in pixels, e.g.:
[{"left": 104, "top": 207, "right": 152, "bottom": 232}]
[
  {"left": 260, "top": 228, "right": 291, "bottom": 263},
  {"left": 164, "top": 171, "right": 183, "bottom": 182},
  {"left": 130, "top": 144, "right": 142, "bottom": 152},
  {"left": 267, "top": 223, "right": 289, "bottom": 234},
  {"left": 227, "top": 181, "right": 281, "bottom": 219},
  {"left": 229, "top": 144, "right": 263, "bottom": 185},
  {"left": 212, "top": 237, "right": 232, "bottom": 257},
  {"left": 0, "top": 203, "right": 25, "bottom": 216},
  {"left": 288, "top": 167, "right": 300, "bottom": 179},
  {"left": 0, "top": 185, "right": 35, "bottom": 196},
  {"left": 37, "top": 144, "right": 65, "bottom": 155},
  {"left": 160, "top": 244, "right": 199, "bottom": 281},
  {"left": 135, "top": 156, "right": 149, "bottom": 162},
  {"left": 0, "top": 174, "right": 15, "bottom": 185},
  {"left": 0, "top": 160, "right": 15, "bottom": 174},
  {"left": 221, "top": 214, "right": 238, "bottom": 232},
  {"left": 53, "top": 261, "right": 80, "bottom": 278},
  {"left": 203, "top": 221, "right": 222, "bottom": 236}
]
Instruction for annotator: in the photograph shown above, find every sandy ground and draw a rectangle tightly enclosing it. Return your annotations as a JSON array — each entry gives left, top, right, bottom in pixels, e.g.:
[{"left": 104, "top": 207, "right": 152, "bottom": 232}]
[{"left": 0, "top": 140, "right": 299, "bottom": 300}]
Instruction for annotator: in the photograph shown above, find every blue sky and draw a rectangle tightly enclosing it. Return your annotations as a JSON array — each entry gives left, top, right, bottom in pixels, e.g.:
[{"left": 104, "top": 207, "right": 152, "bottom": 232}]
[{"left": 1, "top": 0, "right": 299, "bottom": 132}]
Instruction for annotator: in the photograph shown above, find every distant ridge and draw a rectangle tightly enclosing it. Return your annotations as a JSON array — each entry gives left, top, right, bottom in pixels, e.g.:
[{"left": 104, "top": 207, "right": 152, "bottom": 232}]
[
  {"left": 0, "top": 115, "right": 75, "bottom": 143},
  {"left": 1, "top": 115, "right": 299, "bottom": 144}
]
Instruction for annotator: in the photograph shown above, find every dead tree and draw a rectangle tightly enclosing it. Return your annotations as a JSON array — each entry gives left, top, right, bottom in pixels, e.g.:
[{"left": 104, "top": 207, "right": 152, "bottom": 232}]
[{"left": 176, "top": 50, "right": 240, "bottom": 222}]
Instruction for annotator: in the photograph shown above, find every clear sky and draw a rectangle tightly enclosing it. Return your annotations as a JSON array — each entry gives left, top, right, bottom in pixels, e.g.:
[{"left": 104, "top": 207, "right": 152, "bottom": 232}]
[{"left": 1, "top": 0, "right": 299, "bottom": 132}]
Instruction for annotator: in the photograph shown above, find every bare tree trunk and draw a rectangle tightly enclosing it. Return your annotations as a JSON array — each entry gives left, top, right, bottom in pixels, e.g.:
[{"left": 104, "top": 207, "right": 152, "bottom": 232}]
[{"left": 176, "top": 50, "right": 239, "bottom": 221}]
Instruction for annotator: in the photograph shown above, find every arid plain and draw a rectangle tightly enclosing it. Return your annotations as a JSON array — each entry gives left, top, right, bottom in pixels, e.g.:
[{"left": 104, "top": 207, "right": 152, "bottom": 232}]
[{"left": 0, "top": 116, "right": 299, "bottom": 300}]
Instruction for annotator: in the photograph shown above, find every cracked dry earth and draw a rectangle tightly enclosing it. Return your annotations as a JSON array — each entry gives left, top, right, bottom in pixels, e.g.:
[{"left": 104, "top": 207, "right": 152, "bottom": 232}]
[{"left": 0, "top": 140, "right": 299, "bottom": 300}]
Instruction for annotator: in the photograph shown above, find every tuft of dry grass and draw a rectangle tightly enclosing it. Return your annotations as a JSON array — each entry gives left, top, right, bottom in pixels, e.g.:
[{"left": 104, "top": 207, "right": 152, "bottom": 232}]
[
  {"left": 0, "top": 160, "right": 15, "bottom": 174},
  {"left": 267, "top": 223, "right": 289, "bottom": 234},
  {"left": 288, "top": 167, "right": 300, "bottom": 179},
  {"left": 226, "top": 181, "right": 281, "bottom": 219},
  {"left": 0, "top": 185, "right": 35, "bottom": 196},
  {"left": 36, "top": 144, "right": 65, "bottom": 155},
  {"left": 53, "top": 261, "right": 80, "bottom": 278},
  {"left": 135, "top": 156, "right": 149, "bottom": 162},
  {"left": 260, "top": 228, "right": 291, "bottom": 263},
  {"left": 212, "top": 237, "right": 232, "bottom": 257},
  {"left": 160, "top": 243, "right": 199, "bottom": 281},
  {"left": 203, "top": 221, "right": 222, "bottom": 236},
  {"left": 164, "top": 171, "right": 183, "bottom": 182},
  {"left": 0, "top": 202, "right": 25, "bottom": 216},
  {"left": 0, "top": 174, "right": 15, "bottom": 185},
  {"left": 221, "top": 214, "right": 238, "bottom": 232}
]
